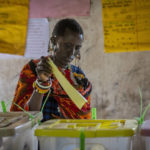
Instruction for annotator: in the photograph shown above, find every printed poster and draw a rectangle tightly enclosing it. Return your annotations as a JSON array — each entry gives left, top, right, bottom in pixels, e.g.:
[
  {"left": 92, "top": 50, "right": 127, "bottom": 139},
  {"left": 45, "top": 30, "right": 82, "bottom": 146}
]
[
  {"left": 102, "top": 0, "right": 150, "bottom": 53},
  {"left": 0, "top": 0, "right": 29, "bottom": 55}
]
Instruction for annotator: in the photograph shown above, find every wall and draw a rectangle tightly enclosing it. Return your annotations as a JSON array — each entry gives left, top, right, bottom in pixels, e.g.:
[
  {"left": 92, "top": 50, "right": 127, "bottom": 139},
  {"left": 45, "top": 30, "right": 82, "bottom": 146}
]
[
  {"left": 0, "top": 56, "right": 29, "bottom": 108},
  {"left": 0, "top": 0, "right": 150, "bottom": 121}
]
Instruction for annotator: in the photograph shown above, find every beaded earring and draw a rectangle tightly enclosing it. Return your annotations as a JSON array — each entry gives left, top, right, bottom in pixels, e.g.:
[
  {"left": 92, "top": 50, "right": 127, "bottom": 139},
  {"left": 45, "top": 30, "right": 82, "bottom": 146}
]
[
  {"left": 75, "top": 53, "right": 81, "bottom": 68},
  {"left": 48, "top": 38, "right": 57, "bottom": 57}
]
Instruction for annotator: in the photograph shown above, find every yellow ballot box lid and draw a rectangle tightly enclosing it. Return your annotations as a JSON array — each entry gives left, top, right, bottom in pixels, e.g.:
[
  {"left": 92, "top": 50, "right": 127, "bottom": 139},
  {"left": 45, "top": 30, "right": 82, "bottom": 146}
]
[{"left": 35, "top": 119, "right": 138, "bottom": 137}]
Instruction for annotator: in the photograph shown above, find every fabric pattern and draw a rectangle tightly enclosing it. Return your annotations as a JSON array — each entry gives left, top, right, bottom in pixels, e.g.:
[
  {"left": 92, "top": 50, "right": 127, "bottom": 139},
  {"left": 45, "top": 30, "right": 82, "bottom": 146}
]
[{"left": 10, "top": 58, "right": 92, "bottom": 121}]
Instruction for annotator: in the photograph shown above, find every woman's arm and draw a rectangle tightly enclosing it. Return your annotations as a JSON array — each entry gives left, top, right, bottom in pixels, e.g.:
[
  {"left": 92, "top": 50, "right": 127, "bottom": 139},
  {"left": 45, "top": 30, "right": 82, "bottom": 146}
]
[
  {"left": 10, "top": 57, "right": 52, "bottom": 112},
  {"left": 27, "top": 56, "right": 52, "bottom": 111},
  {"left": 27, "top": 90, "right": 44, "bottom": 111}
]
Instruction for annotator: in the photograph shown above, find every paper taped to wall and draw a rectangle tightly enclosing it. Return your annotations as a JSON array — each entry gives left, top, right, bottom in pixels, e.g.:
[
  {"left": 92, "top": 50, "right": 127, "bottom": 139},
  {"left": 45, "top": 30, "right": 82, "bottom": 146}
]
[
  {"left": 0, "top": 0, "right": 29, "bottom": 55},
  {"left": 102, "top": 0, "right": 150, "bottom": 53},
  {"left": 24, "top": 18, "right": 49, "bottom": 58}
]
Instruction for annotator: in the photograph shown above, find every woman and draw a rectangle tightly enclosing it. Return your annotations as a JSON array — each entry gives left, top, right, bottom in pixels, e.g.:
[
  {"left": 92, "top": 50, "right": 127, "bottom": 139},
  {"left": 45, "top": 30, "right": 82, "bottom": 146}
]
[{"left": 10, "top": 18, "right": 92, "bottom": 121}]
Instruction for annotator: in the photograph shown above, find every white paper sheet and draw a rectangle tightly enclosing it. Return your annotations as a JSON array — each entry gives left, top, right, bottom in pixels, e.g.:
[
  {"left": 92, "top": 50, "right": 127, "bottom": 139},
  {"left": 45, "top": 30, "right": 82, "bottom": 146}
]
[{"left": 24, "top": 18, "right": 50, "bottom": 58}]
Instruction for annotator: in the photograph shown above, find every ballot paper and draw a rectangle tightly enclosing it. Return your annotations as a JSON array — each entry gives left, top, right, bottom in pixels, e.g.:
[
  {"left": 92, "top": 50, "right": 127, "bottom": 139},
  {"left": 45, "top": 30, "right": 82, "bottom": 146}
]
[{"left": 48, "top": 58, "right": 87, "bottom": 109}]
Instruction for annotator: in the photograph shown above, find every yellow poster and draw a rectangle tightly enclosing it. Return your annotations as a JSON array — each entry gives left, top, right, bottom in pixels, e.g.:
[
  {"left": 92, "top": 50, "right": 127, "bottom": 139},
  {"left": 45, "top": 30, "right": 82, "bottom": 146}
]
[
  {"left": 102, "top": 0, "right": 150, "bottom": 53},
  {"left": 0, "top": 0, "right": 29, "bottom": 55}
]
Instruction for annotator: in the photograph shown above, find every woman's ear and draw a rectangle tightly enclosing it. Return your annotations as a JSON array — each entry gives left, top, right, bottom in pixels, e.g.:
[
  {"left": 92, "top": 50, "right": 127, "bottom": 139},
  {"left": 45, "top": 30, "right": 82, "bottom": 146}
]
[
  {"left": 50, "top": 36, "right": 59, "bottom": 52},
  {"left": 50, "top": 36, "right": 57, "bottom": 45}
]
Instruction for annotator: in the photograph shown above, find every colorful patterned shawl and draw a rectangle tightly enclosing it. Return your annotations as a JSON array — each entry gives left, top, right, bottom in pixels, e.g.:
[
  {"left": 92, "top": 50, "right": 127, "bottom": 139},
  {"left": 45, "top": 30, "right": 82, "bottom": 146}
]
[{"left": 10, "top": 58, "right": 92, "bottom": 119}]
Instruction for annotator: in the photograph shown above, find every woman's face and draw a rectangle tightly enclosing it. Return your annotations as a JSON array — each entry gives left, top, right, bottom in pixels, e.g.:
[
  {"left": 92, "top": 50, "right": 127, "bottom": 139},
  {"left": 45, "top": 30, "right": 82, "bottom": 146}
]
[{"left": 54, "top": 28, "right": 83, "bottom": 68}]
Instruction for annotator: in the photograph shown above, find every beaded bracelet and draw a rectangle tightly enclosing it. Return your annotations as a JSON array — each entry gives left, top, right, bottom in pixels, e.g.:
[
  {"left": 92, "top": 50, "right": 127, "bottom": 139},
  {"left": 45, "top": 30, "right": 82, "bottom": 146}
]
[{"left": 33, "top": 79, "right": 52, "bottom": 94}]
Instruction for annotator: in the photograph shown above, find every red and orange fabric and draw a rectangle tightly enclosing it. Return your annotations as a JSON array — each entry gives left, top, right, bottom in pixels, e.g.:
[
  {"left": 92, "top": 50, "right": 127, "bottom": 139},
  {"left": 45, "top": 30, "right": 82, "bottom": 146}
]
[{"left": 10, "top": 58, "right": 92, "bottom": 120}]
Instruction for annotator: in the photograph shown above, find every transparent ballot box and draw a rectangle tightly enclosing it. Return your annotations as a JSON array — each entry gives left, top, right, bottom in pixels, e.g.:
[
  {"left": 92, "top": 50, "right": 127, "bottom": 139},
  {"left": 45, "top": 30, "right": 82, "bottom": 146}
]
[
  {"left": 35, "top": 119, "right": 138, "bottom": 150},
  {"left": 141, "top": 120, "right": 150, "bottom": 150},
  {"left": 0, "top": 112, "right": 41, "bottom": 150}
]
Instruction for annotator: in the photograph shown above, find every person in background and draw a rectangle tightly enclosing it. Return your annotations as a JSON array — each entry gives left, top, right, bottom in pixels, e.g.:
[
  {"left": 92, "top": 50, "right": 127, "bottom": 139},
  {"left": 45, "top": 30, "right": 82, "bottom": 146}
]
[{"left": 10, "top": 18, "right": 92, "bottom": 122}]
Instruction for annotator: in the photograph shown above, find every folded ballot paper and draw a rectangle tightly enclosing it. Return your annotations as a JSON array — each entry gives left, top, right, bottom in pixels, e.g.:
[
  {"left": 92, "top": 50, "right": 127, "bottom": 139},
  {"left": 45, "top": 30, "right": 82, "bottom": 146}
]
[{"left": 48, "top": 58, "right": 87, "bottom": 109}]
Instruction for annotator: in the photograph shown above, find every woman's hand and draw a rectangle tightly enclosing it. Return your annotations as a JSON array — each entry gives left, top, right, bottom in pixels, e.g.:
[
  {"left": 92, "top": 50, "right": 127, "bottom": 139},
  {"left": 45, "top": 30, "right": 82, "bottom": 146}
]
[{"left": 36, "top": 56, "right": 52, "bottom": 82}]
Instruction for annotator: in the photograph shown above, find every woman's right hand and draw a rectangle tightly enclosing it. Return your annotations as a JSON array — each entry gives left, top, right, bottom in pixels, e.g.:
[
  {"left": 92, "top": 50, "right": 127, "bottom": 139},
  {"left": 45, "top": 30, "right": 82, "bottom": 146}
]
[{"left": 36, "top": 56, "right": 52, "bottom": 82}]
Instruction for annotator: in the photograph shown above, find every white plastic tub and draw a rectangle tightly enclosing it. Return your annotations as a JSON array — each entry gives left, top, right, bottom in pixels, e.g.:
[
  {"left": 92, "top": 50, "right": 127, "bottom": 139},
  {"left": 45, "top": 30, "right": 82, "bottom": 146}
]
[
  {"left": 35, "top": 119, "right": 138, "bottom": 150},
  {"left": 0, "top": 112, "right": 41, "bottom": 150}
]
